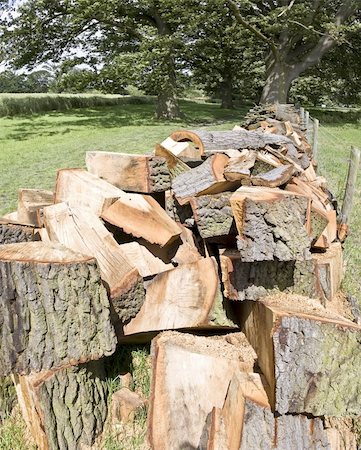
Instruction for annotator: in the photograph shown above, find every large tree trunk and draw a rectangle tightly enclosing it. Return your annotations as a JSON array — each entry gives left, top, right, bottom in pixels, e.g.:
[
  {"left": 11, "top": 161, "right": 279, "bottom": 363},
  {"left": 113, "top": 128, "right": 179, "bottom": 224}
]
[
  {"left": 220, "top": 73, "right": 234, "bottom": 109},
  {"left": 156, "top": 84, "right": 181, "bottom": 120},
  {"left": 260, "top": 56, "right": 294, "bottom": 104}
]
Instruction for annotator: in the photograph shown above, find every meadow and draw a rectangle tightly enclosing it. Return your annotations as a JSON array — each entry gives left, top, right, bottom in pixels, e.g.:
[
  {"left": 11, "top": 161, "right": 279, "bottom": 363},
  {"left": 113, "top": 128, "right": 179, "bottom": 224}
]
[{"left": 0, "top": 96, "right": 360, "bottom": 449}]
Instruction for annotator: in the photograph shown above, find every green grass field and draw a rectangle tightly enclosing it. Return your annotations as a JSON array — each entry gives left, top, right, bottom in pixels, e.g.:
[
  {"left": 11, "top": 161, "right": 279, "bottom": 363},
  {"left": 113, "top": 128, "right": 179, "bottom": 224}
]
[{"left": 0, "top": 98, "right": 360, "bottom": 449}]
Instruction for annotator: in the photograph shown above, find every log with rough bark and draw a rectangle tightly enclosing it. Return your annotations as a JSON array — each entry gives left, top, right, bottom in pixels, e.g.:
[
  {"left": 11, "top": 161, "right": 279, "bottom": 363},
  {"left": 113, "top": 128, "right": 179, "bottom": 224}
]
[
  {"left": 230, "top": 187, "right": 311, "bottom": 261},
  {"left": 85, "top": 151, "right": 171, "bottom": 193},
  {"left": 237, "top": 373, "right": 344, "bottom": 450},
  {"left": 17, "top": 188, "right": 54, "bottom": 226},
  {"left": 55, "top": 168, "right": 121, "bottom": 216},
  {"left": 154, "top": 143, "right": 190, "bottom": 179},
  {"left": 313, "top": 242, "right": 344, "bottom": 303},
  {"left": 0, "top": 242, "right": 117, "bottom": 376},
  {"left": 0, "top": 219, "right": 37, "bottom": 244},
  {"left": 43, "top": 203, "right": 142, "bottom": 303},
  {"left": 148, "top": 331, "right": 256, "bottom": 450},
  {"left": 170, "top": 129, "right": 294, "bottom": 157},
  {"left": 250, "top": 164, "right": 294, "bottom": 188},
  {"left": 165, "top": 190, "right": 194, "bottom": 224},
  {"left": 121, "top": 257, "right": 236, "bottom": 337},
  {"left": 223, "top": 150, "right": 256, "bottom": 183},
  {"left": 239, "top": 294, "right": 361, "bottom": 416},
  {"left": 190, "top": 192, "right": 236, "bottom": 239},
  {"left": 219, "top": 249, "right": 317, "bottom": 301},
  {"left": 172, "top": 154, "right": 240, "bottom": 205},
  {"left": 200, "top": 371, "right": 338, "bottom": 450},
  {"left": 13, "top": 360, "right": 108, "bottom": 450}
]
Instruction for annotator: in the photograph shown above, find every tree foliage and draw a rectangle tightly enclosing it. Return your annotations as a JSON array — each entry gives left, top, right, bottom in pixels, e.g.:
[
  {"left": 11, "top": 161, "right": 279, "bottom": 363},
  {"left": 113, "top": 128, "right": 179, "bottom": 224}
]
[{"left": 227, "top": 0, "right": 361, "bottom": 103}]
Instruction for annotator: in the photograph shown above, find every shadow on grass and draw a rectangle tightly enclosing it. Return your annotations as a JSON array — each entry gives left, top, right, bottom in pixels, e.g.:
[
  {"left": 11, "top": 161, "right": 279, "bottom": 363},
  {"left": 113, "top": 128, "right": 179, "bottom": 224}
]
[
  {"left": 310, "top": 107, "right": 361, "bottom": 126},
  {"left": 2, "top": 100, "right": 249, "bottom": 142}
]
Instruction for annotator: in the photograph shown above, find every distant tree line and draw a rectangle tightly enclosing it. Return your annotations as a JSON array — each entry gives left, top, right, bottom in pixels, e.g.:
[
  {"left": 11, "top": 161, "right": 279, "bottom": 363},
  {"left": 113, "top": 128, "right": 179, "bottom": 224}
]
[{"left": 1, "top": 1, "right": 360, "bottom": 116}]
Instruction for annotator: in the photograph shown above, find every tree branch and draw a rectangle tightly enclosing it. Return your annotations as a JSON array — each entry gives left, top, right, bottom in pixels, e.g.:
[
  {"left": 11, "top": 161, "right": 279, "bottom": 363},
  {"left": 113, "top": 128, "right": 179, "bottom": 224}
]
[
  {"left": 226, "top": 0, "right": 279, "bottom": 58},
  {"left": 290, "top": 0, "right": 358, "bottom": 77}
]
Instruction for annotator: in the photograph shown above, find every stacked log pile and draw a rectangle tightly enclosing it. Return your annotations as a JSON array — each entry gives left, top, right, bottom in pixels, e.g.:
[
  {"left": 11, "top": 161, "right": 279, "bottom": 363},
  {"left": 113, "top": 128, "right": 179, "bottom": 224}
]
[{"left": 0, "top": 104, "right": 360, "bottom": 449}]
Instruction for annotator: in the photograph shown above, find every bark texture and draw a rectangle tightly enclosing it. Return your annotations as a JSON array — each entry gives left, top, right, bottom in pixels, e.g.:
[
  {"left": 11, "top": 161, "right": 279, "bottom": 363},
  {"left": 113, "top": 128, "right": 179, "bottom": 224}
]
[
  {"left": 172, "top": 154, "right": 239, "bottom": 205},
  {"left": 0, "top": 222, "right": 36, "bottom": 244},
  {"left": 0, "top": 242, "right": 116, "bottom": 376},
  {"left": 190, "top": 192, "right": 236, "bottom": 239},
  {"left": 220, "top": 252, "right": 317, "bottom": 301},
  {"left": 14, "top": 361, "right": 108, "bottom": 450},
  {"left": 240, "top": 401, "right": 331, "bottom": 450},
  {"left": 231, "top": 189, "right": 311, "bottom": 261},
  {"left": 241, "top": 297, "right": 361, "bottom": 416},
  {"left": 170, "top": 129, "right": 293, "bottom": 156}
]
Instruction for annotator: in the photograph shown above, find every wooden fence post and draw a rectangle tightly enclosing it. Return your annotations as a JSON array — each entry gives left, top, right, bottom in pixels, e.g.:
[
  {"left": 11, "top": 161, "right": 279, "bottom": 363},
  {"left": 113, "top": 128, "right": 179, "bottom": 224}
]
[
  {"left": 299, "top": 106, "right": 305, "bottom": 124},
  {"left": 313, "top": 119, "right": 319, "bottom": 161},
  {"left": 305, "top": 110, "right": 310, "bottom": 131},
  {"left": 338, "top": 146, "right": 360, "bottom": 241}
]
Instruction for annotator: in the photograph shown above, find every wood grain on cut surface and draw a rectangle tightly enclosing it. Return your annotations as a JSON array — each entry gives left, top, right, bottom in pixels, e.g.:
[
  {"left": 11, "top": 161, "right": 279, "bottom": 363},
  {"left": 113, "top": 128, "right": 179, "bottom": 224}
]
[
  {"left": 86, "top": 151, "right": 171, "bottom": 193},
  {"left": 55, "top": 169, "right": 121, "bottom": 216},
  {"left": 43, "top": 203, "right": 140, "bottom": 300},
  {"left": 0, "top": 242, "right": 116, "bottom": 376},
  {"left": 101, "top": 193, "right": 181, "bottom": 247},
  {"left": 251, "top": 164, "right": 294, "bottom": 188},
  {"left": 17, "top": 188, "right": 54, "bottom": 226},
  {"left": 231, "top": 187, "right": 311, "bottom": 262},
  {"left": 123, "top": 257, "right": 235, "bottom": 336},
  {"left": 155, "top": 143, "right": 190, "bottom": 179},
  {"left": 148, "top": 331, "right": 256, "bottom": 450}
]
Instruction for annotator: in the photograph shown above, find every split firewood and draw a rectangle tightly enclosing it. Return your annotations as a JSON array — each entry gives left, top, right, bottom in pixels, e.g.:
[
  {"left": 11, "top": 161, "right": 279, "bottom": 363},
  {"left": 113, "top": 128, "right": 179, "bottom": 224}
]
[
  {"left": 0, "top": 218, "right": 37, "bottom": 244},
  {"left": 286, "top": 176, "right": 332, "bottom": 210},
  {"left": 250, "top": 164, "right": 294, "bottom": 188},
  {"left": 154, "top": 143, "right": 190, "bottom": 179},
  {"left": 2, "top": 211, "right": 19, "bottom": 221},
  {"left": 165, "top": 190, "right": 194, "bottom": 224},
  {"left": 170, "top": 129, "right": 293, "bottom": 157},
  {"left": 119, "top": 242, "right": 173, "bottom": 278},
  {"left": 313, "top": 208, "right": 337, "bottom": 249},
  {"left": 199, "top": 372, "right": 244, "bottom": 450},
  {"left": 219, "top": 248, "right": 317, "bottom": 301},
  {"left": 13, "top": 360, "right": 108, "bottom": 450},
  {"left": 86, "top": 151, "right": 171, "bottom": 193},
  {"left": 264, "top": 145, "right": 304, "bottom": 172},
  {"left": 0, "top": 242, "right": 117, "bottom": 376},
  {"left": 160, "top": 136, "right": 201, "bottom": 159},
  {"left": 17, "top": 188, "right": 54, "bottom": 226},
  {"left": 240, "top": 294, "right": 361, "bottom": 416},
  {"left": 200, "top": 372, "right": 336, "bottom": 450},
  {"left": 237, "top": 373, "right": 343, "bottom": 450},
  {"left": 172, "top": 154, "right": 240, "bottom": 205},
  {"left": 230, "top": 187, "right": 311, "bottom": 261},
  {"left": 121, "top": 257, "right": 236, "bottom": 337},
  {"left": 148, "top": 331, "right": 256, "bottom": 450},
  {"left": 55, "top": 168, "right": 121, "bottom": 216},
  {"left": 190, "top": 192, "right": 236, "bottom": 239},
  {"left": 57, "top": 169, "right": 181, "bottom": 247},
  {"left": 313, "top": 242, "right": 344, "bottom": 302},
  {"left": 101, "top": 193, "right": 181, "bottom": 247},
  {"left": 43, "top": 203, "right": 142, "bottom": 303},
  {"left": 223, "top": 150, "right": 256, "bottom": 182},
  {"left": 255, "top": 150, "right": 283, "bottom": 168}
]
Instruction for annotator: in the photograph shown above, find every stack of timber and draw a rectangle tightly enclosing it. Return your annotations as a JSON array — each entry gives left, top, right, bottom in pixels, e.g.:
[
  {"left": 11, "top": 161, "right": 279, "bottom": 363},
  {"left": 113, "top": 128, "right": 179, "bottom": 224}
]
[{"left": 0, "top": 104, "right": 360, "bottom": 449}]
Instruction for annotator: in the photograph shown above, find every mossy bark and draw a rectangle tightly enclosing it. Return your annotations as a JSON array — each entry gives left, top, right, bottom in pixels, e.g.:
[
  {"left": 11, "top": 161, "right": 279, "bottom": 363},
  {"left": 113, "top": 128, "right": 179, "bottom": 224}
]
[
  {"left": 0, "top": 256, "right": 116, "bottom": 375},
  {"left": 14, "top": 361, "right": 108, "bottom": 450}
]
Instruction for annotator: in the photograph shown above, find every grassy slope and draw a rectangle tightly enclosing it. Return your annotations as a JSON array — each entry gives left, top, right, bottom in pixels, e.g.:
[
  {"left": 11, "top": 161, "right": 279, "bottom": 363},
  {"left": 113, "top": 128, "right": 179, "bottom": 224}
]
[
  {"left": 0, "top": 99, "right": 247, "bottom": 215},
  {"left": 310, "top": 108, "right": 361, "bottom": 304}
]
